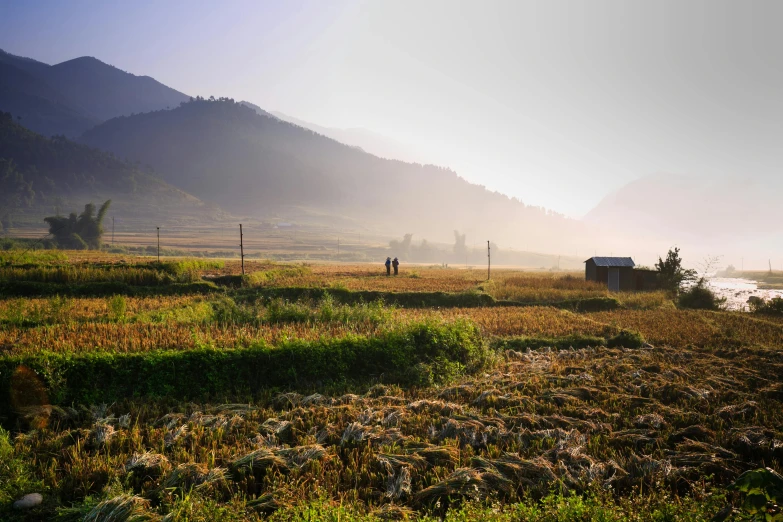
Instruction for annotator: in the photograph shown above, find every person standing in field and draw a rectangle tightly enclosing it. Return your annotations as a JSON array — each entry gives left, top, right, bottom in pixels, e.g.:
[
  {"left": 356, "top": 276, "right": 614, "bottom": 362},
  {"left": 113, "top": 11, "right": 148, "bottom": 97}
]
[
  {"left": 385, "top": 257, "right": 392, "bottom": 276},
  {"left": 392, "top": 257, "right": 399, "bottom": 275}
]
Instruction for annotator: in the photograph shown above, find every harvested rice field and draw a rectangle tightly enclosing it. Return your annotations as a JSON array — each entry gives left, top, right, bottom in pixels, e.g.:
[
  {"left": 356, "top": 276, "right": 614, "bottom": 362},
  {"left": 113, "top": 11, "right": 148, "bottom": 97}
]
[{"left": 1, "top": 250, "right": 781, "bottom": 520}]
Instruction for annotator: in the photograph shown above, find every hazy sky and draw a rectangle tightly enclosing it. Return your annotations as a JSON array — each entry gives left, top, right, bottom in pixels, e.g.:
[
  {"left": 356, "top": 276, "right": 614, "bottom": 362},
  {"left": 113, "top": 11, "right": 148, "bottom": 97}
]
[{"left": 1, "top": 0, "right": 781, "bottom": 217}]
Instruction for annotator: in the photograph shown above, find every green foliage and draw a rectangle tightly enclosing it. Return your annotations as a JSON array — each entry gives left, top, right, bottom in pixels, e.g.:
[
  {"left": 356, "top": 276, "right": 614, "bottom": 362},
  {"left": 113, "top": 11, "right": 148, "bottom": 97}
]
[
  {"left": 655, "top": 247, "right": 697, "bottom": 294},
  {"left": 0, "top": 296, "right": 74, "bottom": 327},
  {"left": 606, "top": 329, "right": 645, "bottom": 348},
  {"left": 0, "top": 427, "right": 45, "bottom": 511},
  {"left": 0, "top": 321, "right": 488, "bottom": 414},
  {"left": 157, "top": 259, "right": 225, "bottom": 281},
  {"left": 0, "top": 248, "right": 66, "bottom": 266},
  {"left": 244, "top": 265, "right": 312, "bottom": 286},
  {"left": 263, "top": 492, "right": 733, "bottom": 522},
  {"left": 0, "top": 280, "right": 220, "bottom": 298},
  {"left": 0, "top": 113, "right": 171, "bottom": 210},
  {"left": 107, "top": 295, "right": 127, "bottom": 322},
  {"left": 136, "top": 300, "right": 214, "bottom": 324},
  {"left": 730, "top": 468, "right": 783, "bottom": 521},
  {"left": 210, "top": 297, "right": 256, "bottom": 325},
  {"left": 0, "top": 265, "right": 172, "bottom": 285},
  {"left": 44, "top": 199, "right": 111, "bottom": 250},
  {"left": 47, "top": 295, "right": 74, "bottom": 324},
  {"left": 262, "top": 296, "right": 394, "bottom": 326},
  {"left": 751, "top": 297, "right": 783, "bottom": 316},
  {"left": 678, "top": 281, "right": 726, "bottom": 310},
  {"left": 1, "top": 298, "right": 27, "bottom": 326}
]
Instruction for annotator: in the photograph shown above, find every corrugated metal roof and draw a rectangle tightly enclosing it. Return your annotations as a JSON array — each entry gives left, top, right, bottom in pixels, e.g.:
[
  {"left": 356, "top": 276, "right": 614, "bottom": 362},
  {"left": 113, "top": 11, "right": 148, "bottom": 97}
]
[{"left": 584, "top": 257, "right": 635, "bottom": 267}]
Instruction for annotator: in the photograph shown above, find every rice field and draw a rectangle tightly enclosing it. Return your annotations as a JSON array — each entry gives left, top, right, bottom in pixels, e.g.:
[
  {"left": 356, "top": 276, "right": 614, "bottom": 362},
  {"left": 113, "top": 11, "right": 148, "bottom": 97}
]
[{"left": 0, "top": 250, "right": 781, "bottom": 520}]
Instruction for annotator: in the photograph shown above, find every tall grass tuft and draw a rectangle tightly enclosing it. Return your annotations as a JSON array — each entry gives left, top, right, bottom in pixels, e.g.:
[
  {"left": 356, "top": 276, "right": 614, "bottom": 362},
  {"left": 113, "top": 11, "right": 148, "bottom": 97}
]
[{"left": 82, "top": 494, "right": 156, "bottom": 522}]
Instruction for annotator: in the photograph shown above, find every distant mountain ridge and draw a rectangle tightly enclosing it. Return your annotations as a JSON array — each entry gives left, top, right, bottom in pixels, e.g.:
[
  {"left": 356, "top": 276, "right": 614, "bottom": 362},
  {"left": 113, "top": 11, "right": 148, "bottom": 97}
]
[
  {"left": 81, "top": 98, "right": 582, "bottom": 250},
  {"left": 0, "top": 49, "right": 189, "bottom": 137},
  {"left": 583, "top": 172, "right": 781, "bottom": 256},
  {"left": 266, "top": 108, "right": 432, "bottom": 164}
]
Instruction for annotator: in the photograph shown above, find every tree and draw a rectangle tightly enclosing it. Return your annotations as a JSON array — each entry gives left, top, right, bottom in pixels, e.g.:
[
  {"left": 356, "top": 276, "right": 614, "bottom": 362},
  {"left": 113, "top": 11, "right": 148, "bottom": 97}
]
[
  {"left": 389, "top": 233, "right": 413, "bottom": 258},
  {"left": 453, "top": 230, "right": 467, "bottom": 257},
  {"left": 655, "top": 247, "right": 696, "bottom": 294},
  {"left": 44, "top": 200, "right": 111, "bottom": 250}
]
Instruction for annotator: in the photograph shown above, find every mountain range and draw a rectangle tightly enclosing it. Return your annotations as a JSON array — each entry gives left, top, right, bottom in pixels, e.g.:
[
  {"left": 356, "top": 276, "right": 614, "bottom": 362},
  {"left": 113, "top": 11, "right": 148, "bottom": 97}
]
[
  {"left": 0, "top": 49, "right": 188, "bottom": 137},
  {"left": 80, "top": 97, "right": 580, "bottom": 250},
  {"left": 1, "top": 48, "right": 776, "bottom": 263},
  {"left": 584, "top": 173, "right": 781, "bottom": 255}
]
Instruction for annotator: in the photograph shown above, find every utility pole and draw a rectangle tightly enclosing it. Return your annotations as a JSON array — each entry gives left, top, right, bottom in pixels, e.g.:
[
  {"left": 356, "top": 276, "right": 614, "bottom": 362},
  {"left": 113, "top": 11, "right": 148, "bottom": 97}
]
[
  {"left": 239, "top": 224, "right": 245, "bottom": 275},
  {"left": 156, "top": 227, "right": 160, "bottom": 264},
  {"left": 487, "top": 240, "right": 491, "bottom": 280},
  {"left": 112, "top": 216, "right": 115, "bottom": 246}
]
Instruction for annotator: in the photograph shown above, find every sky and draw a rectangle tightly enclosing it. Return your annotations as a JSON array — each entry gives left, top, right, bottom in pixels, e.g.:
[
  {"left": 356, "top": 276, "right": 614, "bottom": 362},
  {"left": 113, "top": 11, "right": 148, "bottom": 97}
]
[{"left": 1, "top": 0, "right": 781, "bottom": 217}]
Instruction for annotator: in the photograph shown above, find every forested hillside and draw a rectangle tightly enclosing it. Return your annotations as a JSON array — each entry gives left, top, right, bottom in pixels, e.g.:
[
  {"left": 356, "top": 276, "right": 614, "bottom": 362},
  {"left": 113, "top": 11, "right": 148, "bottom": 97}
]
[
  {"left": 0, "top": 111, "right": 217, "bottom": 230},
  {"left": 81, "top": 98, "right": 584, "bottom": 250}
]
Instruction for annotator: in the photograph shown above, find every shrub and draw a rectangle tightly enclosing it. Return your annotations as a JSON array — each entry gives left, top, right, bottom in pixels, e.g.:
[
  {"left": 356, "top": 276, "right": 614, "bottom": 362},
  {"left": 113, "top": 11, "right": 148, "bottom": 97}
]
[
  {"left": 678, "top": 281, "right": 725, "bottom": 310},
  {"left": 264, "top": 298, "right": 312, "bottom": 324},
  {"left": 107, "top": 295, "right": 127, "bottom": 322},
  {"left": 751, "top": 296, "right": 783, "bottom": 315},
  {"left": 47, "top": 295, "right": 74, "bottom": 324},
  {"left": 729, "top": 468, "right": 783, "bottom": 521},
  {"left": 210, "top": 297, "right": 257, "bottom": 325},
  {"left": 607, "top": 329, "right": 645, "bottom": 348}
]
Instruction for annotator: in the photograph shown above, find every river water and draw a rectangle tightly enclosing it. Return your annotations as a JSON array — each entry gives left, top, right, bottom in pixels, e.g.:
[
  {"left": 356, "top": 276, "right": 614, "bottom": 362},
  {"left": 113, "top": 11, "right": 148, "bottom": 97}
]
[{"left": 706, "top": 277, "right": 783, "bottom": 311}]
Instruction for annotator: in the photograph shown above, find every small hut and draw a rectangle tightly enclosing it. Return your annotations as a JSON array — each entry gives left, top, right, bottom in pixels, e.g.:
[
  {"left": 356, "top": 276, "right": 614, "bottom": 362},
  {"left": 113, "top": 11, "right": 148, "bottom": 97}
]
[{"left": 585, "top": 257, "right": 635, "bottom": 291}]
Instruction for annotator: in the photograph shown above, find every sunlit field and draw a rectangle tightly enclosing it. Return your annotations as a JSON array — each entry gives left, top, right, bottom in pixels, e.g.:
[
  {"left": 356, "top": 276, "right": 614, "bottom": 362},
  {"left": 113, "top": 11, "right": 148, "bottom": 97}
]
[{"left": 1, "top": 250, "right": 781, "bottom": 520}]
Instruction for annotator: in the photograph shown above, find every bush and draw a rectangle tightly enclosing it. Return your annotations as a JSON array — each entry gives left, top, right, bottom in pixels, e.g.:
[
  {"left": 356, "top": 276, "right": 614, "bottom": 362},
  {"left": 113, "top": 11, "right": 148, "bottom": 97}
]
[
  {"left": 107, "top": 295, "right": 127, "bottom": 322},
  {"left": 751, "top": 296, "right": 783, "bottom": 315},
  {"left": 210, "top": 297, "right": 256, "bottom": 325},
  {"left": 678, "top": 281, "right": 725, "bottom": 310},
  {"left": 607, "top": 329, "right": 645, "bottom": 348}
]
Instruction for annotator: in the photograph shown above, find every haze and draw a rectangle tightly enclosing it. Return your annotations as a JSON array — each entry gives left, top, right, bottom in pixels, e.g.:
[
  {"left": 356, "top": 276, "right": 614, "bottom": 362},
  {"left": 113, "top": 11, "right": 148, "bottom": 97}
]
[{"left": 1, "top": 0, "right": 781, "bottom": 268}]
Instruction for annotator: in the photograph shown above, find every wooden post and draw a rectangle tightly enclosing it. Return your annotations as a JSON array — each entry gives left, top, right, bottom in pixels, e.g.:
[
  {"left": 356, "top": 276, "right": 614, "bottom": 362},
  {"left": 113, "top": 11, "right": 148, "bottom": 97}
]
[
  {"left": 156, "top": 227, "right": 160, "bottom": 263},
  {"left": 487, "top": 241, "right": 491, "bottom": 281},
  {"left": 239, "top": 224, "right": 245, "bottom": 275}
]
